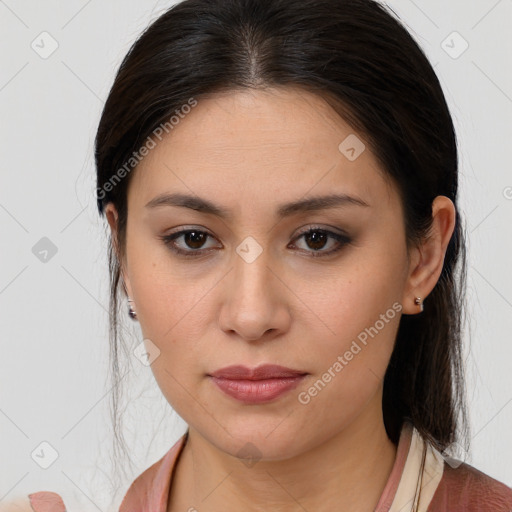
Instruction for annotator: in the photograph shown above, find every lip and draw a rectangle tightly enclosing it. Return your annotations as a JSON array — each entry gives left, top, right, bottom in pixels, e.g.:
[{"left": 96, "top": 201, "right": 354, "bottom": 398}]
[
  {"left": 207, "top": 364, "right": 308, "bottom": 404},
  {"left": 209, "top": 364, "right": 307, "bottom": 380}
]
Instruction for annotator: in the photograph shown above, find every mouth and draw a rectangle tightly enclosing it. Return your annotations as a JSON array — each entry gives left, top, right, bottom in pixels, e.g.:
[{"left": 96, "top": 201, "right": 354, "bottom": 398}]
[{"left": 207, "top": 364, "right": 308, "bottom": 404}]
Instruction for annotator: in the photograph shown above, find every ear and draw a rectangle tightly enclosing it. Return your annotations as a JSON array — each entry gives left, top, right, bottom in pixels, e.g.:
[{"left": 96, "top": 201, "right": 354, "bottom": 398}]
[
  {"left": 104, "top": 202, "right": 132, "bottom": 299},
  {"left": 401, "top": 195, "right": 456, "bottom": 314}
]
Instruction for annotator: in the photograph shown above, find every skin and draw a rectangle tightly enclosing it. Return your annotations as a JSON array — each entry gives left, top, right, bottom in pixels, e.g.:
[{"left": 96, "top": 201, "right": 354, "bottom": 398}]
[{"left": 105, "top": 87, "right": 455, "bottom": 512}]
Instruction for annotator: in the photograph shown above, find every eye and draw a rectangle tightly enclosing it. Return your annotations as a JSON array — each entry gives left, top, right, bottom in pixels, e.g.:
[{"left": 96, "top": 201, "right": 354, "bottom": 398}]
[
  {"left": 159, "top": 228, "right": 220, "bottom": 257},
  {"left": 289, "top": 226, "right": 352, "bottom": 258}
]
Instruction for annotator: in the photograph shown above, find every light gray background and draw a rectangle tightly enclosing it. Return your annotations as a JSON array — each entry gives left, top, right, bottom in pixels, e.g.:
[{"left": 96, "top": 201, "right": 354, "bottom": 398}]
[{"left": 1, "top": 0, "right": 511, "bottom": 510}]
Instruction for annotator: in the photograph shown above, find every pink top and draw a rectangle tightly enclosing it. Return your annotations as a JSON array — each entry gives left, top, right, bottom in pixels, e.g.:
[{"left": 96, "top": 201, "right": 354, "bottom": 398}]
[{"left": 28, "top": 421, "right": 512, "bottom": 511}]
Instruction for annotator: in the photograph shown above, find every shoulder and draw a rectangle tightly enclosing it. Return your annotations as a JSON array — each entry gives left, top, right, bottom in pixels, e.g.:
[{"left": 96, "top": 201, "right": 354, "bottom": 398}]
[
  {"left": 118, "top": 452, "right": 168, "bottom": 510},
  {"left": 119, "top": 432, "right": 188, "bottom": 511},
  {"left": 429, "top": 459, "right": 512, "bottom": 511}
]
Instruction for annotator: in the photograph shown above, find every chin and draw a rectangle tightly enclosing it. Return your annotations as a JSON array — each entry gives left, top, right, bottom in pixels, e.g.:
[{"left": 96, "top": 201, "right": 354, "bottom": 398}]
[{"left": 209, "top": 419, "right": 311, "bottom": 463}]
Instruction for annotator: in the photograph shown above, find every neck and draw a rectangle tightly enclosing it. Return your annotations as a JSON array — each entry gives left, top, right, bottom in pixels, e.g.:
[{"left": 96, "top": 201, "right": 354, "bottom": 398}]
[{"left": 168, "top": 392, "right": 397, "bottom": 512}]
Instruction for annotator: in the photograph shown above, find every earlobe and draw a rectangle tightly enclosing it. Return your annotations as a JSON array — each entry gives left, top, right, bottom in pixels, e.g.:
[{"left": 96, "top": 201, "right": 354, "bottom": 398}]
[{"left": 401, "top": 244, "right": 427, "bottom": 315}]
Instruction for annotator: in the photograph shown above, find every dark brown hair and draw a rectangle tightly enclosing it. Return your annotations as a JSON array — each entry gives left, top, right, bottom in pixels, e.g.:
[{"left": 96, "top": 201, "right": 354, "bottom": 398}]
[{"left": 95, "top": 0, "right": 469, "bottom": 489}]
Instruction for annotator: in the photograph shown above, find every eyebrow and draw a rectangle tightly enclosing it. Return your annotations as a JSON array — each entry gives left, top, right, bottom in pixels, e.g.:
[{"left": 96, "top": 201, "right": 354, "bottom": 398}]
[{"left": 144, "top": 192, "right": 370, "bottom": 219}]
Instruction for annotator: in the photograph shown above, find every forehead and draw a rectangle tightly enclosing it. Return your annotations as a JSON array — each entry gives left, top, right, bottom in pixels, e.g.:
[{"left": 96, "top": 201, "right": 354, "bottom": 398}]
[{"left": 130, "top": 87, "right": 395, "bottom": 215}]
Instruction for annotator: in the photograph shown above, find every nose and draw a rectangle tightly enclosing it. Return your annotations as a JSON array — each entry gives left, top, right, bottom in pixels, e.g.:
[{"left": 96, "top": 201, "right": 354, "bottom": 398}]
[{"left": 218, "top": 248, "right": 291, "bottom": 343}]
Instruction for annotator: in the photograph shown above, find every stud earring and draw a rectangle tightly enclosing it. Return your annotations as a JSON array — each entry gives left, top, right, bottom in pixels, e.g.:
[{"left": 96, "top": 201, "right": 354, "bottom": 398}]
[
  {"left": 414, "top": 296, "right": 424, "bottom": 312},
  {"left": 127, "top": 297, "right": 137, "bottom": 320}
]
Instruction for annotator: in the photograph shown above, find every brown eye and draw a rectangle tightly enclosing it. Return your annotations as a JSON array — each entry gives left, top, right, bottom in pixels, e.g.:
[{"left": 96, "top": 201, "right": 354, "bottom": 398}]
[
  {"left": 290, "top": 227, "right": 352, "bottom": 258},
  {"left": 304, "top": 230, "right": 329, "bottom": 250},
  {"left": 160, "top": 229, "right": 220, "bottom": 256},
  {"left": 181, "top": 231, "right": 208, "bottom": 249}
]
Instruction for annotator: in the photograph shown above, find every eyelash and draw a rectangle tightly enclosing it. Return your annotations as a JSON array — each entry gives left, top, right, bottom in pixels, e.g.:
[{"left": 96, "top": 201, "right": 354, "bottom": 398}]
[{"left": 159, "top": 225, "right": 352, "bottom": 259}]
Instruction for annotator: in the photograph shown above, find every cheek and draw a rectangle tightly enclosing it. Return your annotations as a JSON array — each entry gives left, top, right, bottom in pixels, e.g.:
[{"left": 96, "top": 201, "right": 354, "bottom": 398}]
[
  {"left": 303, "top": 292, "right": 401, "bottom": 399},
  {"left": 127, "top": 228, "right": 210, "bottom": 340},
  {"left": 292, "top": 247, "right": 404, "bottom": 405},
  {"left": 295, "top": 303, "right": 400, "bottom": 435},
  {"left": 293, "top": 250, "right": 404, "bottom": 351}
]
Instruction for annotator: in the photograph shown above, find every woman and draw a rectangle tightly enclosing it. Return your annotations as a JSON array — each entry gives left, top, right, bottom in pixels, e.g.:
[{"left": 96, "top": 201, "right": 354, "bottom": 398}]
[{"left": 27, "top": 0, "right": 512, "bottom": 510}]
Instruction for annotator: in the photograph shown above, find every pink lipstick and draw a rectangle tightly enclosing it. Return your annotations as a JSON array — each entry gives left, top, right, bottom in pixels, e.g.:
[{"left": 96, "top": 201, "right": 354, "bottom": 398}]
[{"left": 208, "top": 364, "right": 307, "bottom": 404}]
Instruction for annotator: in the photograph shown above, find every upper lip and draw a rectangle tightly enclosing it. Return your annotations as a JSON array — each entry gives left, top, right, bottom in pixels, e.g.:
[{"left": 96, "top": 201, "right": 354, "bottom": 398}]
[{"left": 208, "top": 364, "right": 307, "bottom": 380}]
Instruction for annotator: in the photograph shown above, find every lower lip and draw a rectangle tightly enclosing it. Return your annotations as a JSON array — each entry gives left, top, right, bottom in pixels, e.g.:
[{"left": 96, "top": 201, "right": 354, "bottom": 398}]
[{"left": 209, "top": 375, "right": 306, "bottom": 404}]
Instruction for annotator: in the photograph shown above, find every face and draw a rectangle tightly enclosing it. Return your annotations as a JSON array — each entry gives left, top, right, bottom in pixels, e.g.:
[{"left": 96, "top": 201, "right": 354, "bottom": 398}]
[{"left": 106, "top": 87, "right": 416, "bottom": 460}]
